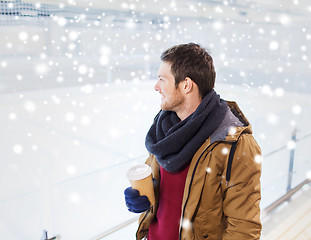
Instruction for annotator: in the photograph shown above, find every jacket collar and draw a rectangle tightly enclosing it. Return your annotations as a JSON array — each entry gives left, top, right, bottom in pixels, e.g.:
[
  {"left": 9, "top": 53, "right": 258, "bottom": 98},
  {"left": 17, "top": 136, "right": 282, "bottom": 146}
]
[
  {"left": 225, "top": 101, "right": 253, "bottom": 142},
  {"left": 209, "top": 101, "right": 252, "bottom": 144}
]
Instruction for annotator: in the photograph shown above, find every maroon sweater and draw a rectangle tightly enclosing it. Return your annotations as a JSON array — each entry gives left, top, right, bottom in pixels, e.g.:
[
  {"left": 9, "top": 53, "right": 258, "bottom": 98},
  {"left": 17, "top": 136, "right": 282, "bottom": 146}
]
[{"left": 148, "top": 165, "right": 190, "bottom": 240}]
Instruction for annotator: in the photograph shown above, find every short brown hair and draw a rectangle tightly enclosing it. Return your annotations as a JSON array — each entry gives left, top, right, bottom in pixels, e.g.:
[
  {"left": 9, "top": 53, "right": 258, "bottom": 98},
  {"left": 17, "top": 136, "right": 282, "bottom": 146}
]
[{"left": 161, "top": 43, "right": 215, "bottom": 98}]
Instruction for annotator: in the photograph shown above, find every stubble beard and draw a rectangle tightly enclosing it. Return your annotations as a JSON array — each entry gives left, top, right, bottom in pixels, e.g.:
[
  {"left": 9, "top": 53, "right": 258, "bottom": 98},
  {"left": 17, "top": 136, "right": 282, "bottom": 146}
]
[{"left": 160, "top": 90, "right": 184, "bottom": 112}]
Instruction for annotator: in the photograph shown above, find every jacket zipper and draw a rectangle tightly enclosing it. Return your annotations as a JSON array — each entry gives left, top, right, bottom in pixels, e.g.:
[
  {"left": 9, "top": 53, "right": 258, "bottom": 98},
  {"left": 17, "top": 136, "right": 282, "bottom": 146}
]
[{"left": 178, "top": 141, "right": 221, "bottom": 240}]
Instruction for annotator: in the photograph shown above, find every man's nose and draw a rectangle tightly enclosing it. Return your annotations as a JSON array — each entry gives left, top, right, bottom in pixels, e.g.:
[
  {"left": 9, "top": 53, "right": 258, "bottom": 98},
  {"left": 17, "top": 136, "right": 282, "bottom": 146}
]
[{"left": 154, "top": 80, "right": 161, "bottom": 92}]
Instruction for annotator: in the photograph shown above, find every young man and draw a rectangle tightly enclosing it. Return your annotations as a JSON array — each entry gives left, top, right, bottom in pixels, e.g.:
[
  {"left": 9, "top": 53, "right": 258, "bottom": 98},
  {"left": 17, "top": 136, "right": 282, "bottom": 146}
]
[{"left": 124, "top": 43, "right": 262, "bottom": 239}]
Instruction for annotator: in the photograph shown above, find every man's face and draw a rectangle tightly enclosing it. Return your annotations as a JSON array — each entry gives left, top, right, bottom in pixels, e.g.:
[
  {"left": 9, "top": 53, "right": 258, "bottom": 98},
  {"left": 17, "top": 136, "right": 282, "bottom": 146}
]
[{"left": 154, "top": 61, "right": 184, "bottom": 112}]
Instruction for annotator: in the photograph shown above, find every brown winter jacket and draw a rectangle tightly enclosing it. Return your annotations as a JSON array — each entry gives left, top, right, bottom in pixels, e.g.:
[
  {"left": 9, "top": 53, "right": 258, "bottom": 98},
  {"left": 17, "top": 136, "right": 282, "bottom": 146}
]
[{"left": 136, "top": 101, "right": 262, "bottom": 240}]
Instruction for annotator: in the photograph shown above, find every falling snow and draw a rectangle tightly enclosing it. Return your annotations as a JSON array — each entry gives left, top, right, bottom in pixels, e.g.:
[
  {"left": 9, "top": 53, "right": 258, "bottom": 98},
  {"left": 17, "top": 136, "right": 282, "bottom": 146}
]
[
  {"left": 222, "top": 147, "right": 229, "bottom": 155},
  {"left": 8, "top": 112, "right": 17, "bottom": 120},
  {"left": 254, "top": 155, "right": 263, "bottom": 164},
  {"left": 228, "top": 126, "right": 237, "bottom": 136},
  {"left": 292, "top": 105, "right": 302, "bottom": 115},
  {"left": 69, "top": 192, "right": 82, "bottom": 205},
  {"left": 181, "top": 218, "right": 192, "bottom": 231},
  {"left": 65, "top": 112, "right": 75, "bottom": 122},
  {"left": 23, "top": 100, "right": 36, "bottom": 112},
  {"left": 67, "top": 165, "right": 77, "bottom": 175},
  {"left": 13, "top": 144, "right": 23, "bottom": 154},
  {"left": 267, "top": 113, "right": 279, "bottom": 125},
  {"left": 287, "top": 140, "right": 296, "bottom": 150},
  {"left": 0, "top": 1, "right": 311, "bottom": 239}
]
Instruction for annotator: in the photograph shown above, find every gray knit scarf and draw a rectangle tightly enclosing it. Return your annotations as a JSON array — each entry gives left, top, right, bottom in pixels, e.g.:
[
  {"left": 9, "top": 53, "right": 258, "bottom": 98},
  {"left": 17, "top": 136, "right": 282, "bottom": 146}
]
[{"left": 145, "top": 90, "right": 228, "bottom": 173}]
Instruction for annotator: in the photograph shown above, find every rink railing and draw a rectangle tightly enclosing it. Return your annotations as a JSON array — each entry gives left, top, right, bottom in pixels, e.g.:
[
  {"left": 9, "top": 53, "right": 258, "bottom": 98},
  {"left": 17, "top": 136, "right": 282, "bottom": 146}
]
[
  {"left": 86, "top": 130, "right": 311, "bottom": 240},
  {"left": 261, "top": 178, "right": 311, "bottom": 220}
]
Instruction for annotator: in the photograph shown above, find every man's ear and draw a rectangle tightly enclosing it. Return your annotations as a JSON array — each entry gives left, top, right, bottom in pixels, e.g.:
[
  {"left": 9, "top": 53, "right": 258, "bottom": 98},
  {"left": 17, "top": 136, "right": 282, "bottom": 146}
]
[{"left": 183, "top": 77, "right": 194, "bottom": 94}]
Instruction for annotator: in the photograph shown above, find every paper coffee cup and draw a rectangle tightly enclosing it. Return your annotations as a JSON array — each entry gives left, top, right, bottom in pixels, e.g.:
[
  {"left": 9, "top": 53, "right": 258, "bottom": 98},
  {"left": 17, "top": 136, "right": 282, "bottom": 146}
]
[{"left": 127, "top": 164, "right": 155, "bottom": 206}]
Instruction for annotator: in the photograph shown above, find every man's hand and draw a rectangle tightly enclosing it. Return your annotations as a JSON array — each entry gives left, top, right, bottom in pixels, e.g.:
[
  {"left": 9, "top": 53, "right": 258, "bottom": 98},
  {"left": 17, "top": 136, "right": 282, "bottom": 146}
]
[{"left": 124, "top": 187, "right": 151, "bottom": 213}]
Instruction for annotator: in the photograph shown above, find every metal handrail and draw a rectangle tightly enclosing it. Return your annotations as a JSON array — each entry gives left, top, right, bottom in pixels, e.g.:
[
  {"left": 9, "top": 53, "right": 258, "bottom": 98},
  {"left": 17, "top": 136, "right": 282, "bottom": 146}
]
[
  {"left": 261, "top": 178, "right": 311, "bottom": 220},
  {"left": 89, "top": 216, "right": 140, "bottom": 240}
]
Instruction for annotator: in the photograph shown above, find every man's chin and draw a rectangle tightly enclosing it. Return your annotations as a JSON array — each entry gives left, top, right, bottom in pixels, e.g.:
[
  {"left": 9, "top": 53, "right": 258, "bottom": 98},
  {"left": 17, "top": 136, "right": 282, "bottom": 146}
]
[
  {"left": 160, "top": 103, "right": 166, "bottom": 110},
  {"left": 160, "top": 104, "right": 170, "bottom": 111}
]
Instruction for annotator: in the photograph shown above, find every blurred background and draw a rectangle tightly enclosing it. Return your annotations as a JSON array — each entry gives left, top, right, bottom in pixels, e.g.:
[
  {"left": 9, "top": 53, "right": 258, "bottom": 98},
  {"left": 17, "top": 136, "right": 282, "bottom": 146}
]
[{"left": 0, "top": 0, "right": 310, "bottom": 239}]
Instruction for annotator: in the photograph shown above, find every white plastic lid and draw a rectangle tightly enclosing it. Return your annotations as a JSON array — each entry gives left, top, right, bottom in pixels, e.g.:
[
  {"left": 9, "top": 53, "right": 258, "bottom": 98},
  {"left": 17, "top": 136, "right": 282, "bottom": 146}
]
[{"left": 127, "top": 164, "right": 152, "bottom": 181}]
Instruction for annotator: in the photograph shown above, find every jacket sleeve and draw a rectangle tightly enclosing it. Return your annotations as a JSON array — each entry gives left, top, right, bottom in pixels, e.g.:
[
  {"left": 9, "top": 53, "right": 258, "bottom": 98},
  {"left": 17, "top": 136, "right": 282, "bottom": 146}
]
[{"left": 221, "top": 134, "right": 262, "bottom": 239}]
